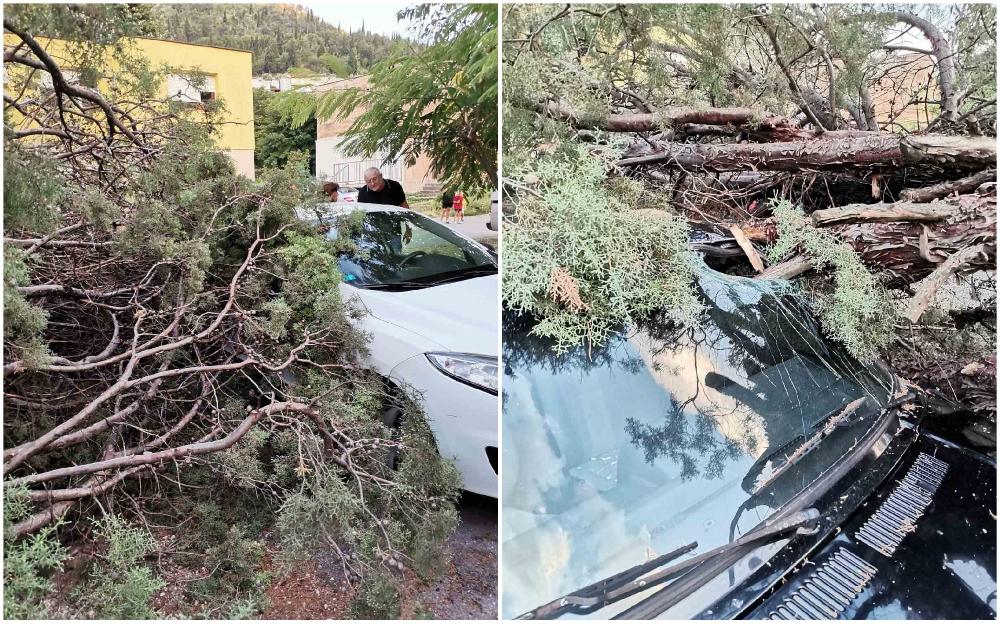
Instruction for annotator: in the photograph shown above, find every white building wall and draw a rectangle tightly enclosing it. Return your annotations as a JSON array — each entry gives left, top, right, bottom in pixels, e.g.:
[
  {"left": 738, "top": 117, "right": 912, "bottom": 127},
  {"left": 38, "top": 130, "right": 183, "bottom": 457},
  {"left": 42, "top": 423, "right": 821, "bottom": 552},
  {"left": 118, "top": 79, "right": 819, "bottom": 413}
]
[{"left": 315, "top": 135, "right": 403, "bottom": 186}]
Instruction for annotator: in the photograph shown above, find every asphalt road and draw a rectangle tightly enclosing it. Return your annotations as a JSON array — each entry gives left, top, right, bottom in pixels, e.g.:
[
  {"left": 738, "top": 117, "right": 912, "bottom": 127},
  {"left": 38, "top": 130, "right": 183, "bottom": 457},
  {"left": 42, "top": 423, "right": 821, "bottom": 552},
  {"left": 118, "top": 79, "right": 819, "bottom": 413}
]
[
  {"left": 402, "top": 492, "right": 498, "bottom": 619},
  {"left": 439, "top": 213, "right": 497, "bottom": 248}
]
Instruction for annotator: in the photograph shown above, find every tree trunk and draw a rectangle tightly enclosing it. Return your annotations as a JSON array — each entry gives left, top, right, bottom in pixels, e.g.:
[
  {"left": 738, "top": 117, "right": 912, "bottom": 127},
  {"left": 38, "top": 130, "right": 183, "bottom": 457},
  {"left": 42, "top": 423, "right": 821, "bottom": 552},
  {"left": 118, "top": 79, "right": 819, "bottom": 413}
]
[
  {"left": 536, "top": 101, "right": 806, "bottom": 135},
  {"left": 618, "top": 134, "right": 996, "bottom": 172},
  {"left": 891, "top": 11, "right": 961, "bottom": 122}
]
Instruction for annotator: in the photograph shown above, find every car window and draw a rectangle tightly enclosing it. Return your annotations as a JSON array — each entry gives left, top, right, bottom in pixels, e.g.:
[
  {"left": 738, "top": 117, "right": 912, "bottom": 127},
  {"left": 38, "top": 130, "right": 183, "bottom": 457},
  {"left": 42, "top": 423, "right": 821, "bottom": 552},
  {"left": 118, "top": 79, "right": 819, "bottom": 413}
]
[
  {"left": 324, "top": 209, "right": 495, "bottom": 287},
  {"left": 399, "top": 221, "right": 466, "bottom": 261}
]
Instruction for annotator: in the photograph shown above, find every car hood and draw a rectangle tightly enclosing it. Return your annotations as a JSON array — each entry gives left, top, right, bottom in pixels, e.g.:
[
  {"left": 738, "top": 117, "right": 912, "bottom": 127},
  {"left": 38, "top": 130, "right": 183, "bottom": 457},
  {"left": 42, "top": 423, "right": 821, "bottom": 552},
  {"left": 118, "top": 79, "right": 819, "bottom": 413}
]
[
  {"left": 746, "top": 435, "right": 996, "bottom": 620},
  {"left": 353, "top": 274, "right": 498, "bottom": 356}
]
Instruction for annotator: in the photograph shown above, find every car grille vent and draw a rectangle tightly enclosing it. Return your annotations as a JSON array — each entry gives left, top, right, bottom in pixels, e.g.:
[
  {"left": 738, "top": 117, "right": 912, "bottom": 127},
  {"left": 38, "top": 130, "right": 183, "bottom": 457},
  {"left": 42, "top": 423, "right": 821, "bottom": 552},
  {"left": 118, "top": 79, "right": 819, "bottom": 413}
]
[
  {"left": 855, "top": 452, "right": 948, "bottom": 557},
  {"left": 768, "top": 548, "right": 876, "bottom": 620},
  {"left": 767, "top": 548, "right": 877, "bottom": 619}
]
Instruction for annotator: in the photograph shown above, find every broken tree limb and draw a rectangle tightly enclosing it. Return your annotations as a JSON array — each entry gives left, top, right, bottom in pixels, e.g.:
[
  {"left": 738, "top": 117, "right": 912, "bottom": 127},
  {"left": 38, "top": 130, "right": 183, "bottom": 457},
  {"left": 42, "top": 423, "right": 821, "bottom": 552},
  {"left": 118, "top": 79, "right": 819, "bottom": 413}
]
[
  {"left": 618, "top": 134, "right": 901, "bottom": 171},
  {"left": 729, "top": 225, "right": 766, "bottom": 272},
  {"left": 900, "top": 169, "right": 997, "bottom": 202},
  {"left": 536, "top": 101, "right": 805, "bottom": 134},
  {"left": 616, "top": 134, "right": 997, "bottom": 172},
  {"left": 904, "top": 244, "right": 989, "bottom": 323},
  {"left": 756, "top": 255, "right": 814, "bottom": 280},
  {"left": 810, "top": 202, "right": 955, "bottom": 226},
  {"left": 832, "top": 202, "right": 996, "bottom": 289},
  {"left": 897, "top": 135, "right": 997, "bottom": 168},
  {"left": 742, "top": 194, "right": 996, "bottom": 288}
]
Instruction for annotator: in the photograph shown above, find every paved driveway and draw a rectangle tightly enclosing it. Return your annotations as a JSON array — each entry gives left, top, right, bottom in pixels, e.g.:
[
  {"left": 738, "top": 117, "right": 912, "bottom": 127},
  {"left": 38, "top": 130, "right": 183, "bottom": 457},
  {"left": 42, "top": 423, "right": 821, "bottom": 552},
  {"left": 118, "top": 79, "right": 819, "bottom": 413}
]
[{"left": 440, "top": 213, "right": 497, "bottom": 248}]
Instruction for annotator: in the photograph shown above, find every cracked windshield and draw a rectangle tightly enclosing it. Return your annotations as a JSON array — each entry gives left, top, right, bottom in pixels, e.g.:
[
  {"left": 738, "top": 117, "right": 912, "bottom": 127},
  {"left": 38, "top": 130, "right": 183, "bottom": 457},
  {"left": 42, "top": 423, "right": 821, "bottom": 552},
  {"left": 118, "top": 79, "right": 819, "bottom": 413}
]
[{"left": 502, "top": 270, "right": 894, "bottom": 618}]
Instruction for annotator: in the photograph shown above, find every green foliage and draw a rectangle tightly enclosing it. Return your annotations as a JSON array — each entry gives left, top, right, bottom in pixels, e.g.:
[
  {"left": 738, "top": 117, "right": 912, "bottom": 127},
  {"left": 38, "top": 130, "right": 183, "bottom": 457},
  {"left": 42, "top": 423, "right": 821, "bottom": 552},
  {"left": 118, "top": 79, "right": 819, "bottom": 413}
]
[
  {"left": 503, "top": 147, "right": 701, "bottom": 352},
  {"left": 3, "top": 247, "right": 51, "bottom": 370},
  {"left": 955, "top": 3, "right": 997, "bottom": 127},
  {"left": 3, "top": 525, "right": 69, "bottom": 620},
  {"left": 314, "top": 4, "right": 498, "bottom": 193},
  {"left": 347, "top": 572, "right": 400, "bottom": 620},
  {"left": 3, "top": 143, "right": 63, "bottom": 233},
  {"left": 3, "top": 486, "right": 69, "bottom": 620},
  {"left": 767, "top": 200, "right": 896, "bottom": 362},
  {"left": 276, "top": 384, "right": 461, "bottom": 592},
  {"left": 254, "top": 88, "right": 318, "bottom": 174},
  {"left": 253, "top": 89, "right": 316, "bottom": 176},
  {"left": 4, "top": 8, "right": 462, "bottom": 620},
  {"left": 188, "top": 525, "right": 268, "bottom": 611},
  {"left": 153, "top": 4, "right": 402, "bottom": 75},
  {"left": 320, "top": 53, "right": 349, "bottom": 77},
  {"left": 76, "top": 515, "right": 164, "bottom": 619},
  {"left": 287, "top": 66, "right": 318, "bottom": 78}
]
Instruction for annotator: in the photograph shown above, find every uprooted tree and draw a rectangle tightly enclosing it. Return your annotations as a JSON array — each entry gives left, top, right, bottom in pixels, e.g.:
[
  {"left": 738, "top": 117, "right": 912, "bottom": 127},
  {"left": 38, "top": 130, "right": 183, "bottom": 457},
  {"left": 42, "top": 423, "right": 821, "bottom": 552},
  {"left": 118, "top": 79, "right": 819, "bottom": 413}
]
[
  {"left": 3, "top": 5, "right": 458, "bottom": 619},
  {"left": 503, "top": 4, "right": 996, "bottom": 421}
]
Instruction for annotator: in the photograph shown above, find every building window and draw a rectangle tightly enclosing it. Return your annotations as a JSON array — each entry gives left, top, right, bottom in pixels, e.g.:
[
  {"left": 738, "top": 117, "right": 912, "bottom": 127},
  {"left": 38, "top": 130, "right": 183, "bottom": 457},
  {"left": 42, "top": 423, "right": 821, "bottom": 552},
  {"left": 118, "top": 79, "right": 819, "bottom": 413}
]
[
  {"left": 167, "top": 73, "right": 217, "bottom": 105},
  {"left": 39, "top": 69, "right": 87, "bottom": 90}
]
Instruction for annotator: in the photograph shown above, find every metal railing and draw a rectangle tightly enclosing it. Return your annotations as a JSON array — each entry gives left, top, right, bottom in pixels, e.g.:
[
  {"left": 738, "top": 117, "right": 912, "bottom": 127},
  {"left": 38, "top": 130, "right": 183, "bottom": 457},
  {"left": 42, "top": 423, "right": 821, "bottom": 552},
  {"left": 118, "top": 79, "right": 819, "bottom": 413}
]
[{"left": 323, "top": 159, "right": 404, "bottom": 187}]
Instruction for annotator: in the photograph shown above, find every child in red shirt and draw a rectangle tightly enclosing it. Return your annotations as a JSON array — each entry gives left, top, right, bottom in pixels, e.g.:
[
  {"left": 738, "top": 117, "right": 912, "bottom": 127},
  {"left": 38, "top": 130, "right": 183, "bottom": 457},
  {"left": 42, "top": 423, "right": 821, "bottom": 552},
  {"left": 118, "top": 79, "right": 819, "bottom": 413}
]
[{"left": 453, "top": 190, "right": 465, "bottom": 223}]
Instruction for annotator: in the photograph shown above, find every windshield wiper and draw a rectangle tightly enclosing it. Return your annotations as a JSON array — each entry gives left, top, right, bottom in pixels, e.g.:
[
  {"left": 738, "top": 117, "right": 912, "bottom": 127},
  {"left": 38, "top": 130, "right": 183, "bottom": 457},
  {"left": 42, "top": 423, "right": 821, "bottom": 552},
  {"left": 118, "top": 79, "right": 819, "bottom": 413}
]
[
  {"left": 751, "top": 397, "right": 866, "bottom": 495},
  {"left": 520, "top": 508, "right": 819, "bottom": 620},
  {"left": 419, "top": 265, "right": 497, "bottom": 286},
  {"left": 356, "top": 281, "right": 431, "bottom": 291}
]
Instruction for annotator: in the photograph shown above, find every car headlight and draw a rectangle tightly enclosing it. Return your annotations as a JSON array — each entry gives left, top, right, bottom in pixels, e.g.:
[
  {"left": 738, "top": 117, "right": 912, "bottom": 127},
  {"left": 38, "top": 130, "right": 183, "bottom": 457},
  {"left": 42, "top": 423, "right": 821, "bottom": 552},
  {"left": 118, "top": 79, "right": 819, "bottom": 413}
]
[{"left": 425, "top": 352, "right": 498, "bottom": 395}]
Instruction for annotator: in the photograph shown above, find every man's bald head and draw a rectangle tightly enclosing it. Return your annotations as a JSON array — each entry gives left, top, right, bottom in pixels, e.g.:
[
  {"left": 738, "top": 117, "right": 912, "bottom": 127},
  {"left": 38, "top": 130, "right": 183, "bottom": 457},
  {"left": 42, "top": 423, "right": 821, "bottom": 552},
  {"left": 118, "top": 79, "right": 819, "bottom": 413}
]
[{"left": 363, "top": 167, "right": 385, "bottom": 192}]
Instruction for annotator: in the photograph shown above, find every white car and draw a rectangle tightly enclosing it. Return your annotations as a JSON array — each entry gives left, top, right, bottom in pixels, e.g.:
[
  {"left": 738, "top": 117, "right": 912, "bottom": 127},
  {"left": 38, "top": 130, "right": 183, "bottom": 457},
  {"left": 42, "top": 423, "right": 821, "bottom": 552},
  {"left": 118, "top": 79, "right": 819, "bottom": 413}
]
[{"left": 306, "top": 202, "right": 498, "bottom": 497}]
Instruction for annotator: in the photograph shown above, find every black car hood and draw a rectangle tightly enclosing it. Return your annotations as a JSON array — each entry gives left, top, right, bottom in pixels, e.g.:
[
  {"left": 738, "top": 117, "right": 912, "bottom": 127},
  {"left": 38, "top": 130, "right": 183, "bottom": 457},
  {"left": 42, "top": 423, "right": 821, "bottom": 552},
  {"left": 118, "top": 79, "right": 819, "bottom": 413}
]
[{"left": 741, "top": 433, "right": 996, "bottom": 619}]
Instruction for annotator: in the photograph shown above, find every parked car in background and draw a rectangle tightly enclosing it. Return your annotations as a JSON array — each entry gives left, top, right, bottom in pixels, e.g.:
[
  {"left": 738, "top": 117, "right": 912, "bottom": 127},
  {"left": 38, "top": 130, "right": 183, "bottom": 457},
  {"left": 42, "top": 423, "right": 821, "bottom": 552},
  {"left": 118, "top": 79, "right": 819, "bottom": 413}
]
[
  {"left": 502, "top": 261, "right": 996, "bottom": 619},
  {"left": 306, "top": 202, "right": 499, "bottom": 497},
  {"left": 488, "top": 190, "right": 499, "bottom": 231}
]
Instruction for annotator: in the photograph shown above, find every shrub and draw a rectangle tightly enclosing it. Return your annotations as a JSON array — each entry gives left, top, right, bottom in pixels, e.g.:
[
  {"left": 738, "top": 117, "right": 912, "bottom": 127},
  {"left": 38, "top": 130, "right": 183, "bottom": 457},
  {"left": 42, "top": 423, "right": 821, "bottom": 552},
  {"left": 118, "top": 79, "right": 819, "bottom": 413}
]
[
  {"left": 767, "top": 200, "right": 896, "bottom": 362},
  {"left": 347, "top": 572, "right": 400, "bottom": 620},
  {"left": 4, "top": 487, "right": 68, "bottom": 620},
  {"left": 503, "top": 146, "right": 701, "bottom": 352},
  {"left": 76, "top": 515, "right": 164, "bottom": 619}
]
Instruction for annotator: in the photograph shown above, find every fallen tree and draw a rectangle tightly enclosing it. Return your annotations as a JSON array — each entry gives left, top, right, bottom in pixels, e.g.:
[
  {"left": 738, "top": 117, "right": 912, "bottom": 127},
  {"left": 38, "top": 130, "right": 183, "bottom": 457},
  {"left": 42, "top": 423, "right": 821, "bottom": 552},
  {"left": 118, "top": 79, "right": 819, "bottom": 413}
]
[
  {"left": 4, "top": 6, "right": 459, "bottom": 619},
  {"left": 504, "top": 3, "right": 997, "bottom": 420},
  {"left": 616, "top": 133, "right": 996, "bottom": 171}
]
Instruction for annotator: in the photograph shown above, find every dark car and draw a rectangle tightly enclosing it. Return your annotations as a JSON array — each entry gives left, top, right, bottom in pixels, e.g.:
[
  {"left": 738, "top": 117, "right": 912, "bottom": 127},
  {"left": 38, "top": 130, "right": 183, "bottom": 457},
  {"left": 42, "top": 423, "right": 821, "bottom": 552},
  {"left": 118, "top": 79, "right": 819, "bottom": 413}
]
[{"left": 501, "top": 262, "right": 996, "bottom": 620}]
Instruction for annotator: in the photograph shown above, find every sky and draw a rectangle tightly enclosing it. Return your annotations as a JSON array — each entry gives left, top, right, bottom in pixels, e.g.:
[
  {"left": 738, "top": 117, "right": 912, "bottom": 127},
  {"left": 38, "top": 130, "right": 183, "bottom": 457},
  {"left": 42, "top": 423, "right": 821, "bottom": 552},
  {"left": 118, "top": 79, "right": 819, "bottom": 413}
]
[{"left": 299, "top": 2, "right": 414, "bottom": 38}]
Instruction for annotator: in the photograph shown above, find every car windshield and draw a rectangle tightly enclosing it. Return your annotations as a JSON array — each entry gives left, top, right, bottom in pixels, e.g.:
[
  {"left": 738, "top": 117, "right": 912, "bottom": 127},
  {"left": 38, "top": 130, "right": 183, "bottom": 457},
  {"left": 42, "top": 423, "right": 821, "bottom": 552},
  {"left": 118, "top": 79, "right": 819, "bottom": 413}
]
[
  {"left": 322, "top": 208, "right": 496, "bottom": 287},
  {"left": 501, "top": 268, "right": 895, "bottom": 619}
]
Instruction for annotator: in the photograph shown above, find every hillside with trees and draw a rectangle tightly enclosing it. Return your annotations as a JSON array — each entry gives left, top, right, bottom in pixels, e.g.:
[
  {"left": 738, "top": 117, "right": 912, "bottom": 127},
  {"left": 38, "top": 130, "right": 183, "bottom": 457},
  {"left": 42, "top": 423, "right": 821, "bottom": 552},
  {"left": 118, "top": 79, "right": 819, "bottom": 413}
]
[
  {"left": 503, "top": 4, "right": 996, "bottom": 429},
  {"left": 154, "top": 3, "right": 402, "bottom": 75}
]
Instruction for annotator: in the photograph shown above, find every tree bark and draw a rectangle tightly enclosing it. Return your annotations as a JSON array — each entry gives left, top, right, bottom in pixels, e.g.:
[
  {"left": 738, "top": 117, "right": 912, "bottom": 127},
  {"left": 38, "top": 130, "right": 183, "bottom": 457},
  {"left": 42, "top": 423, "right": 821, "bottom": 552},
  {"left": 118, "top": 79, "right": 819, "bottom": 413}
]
[
  {"left": 890, "top": 11, "right": 961, "bottom": 122},
  {"left": 617, "top": 134, "right": 996, "bottom": 172},
  {"left": 899, "top": 169, "right": 997, "bottom": 202},
  {"left": 743, "top": 194, "right": 995, "bottom": 289},
  {"left": 905, "top": 244, "right": 989, "bottom": 322},
  {"left": 810, "top": 202, "right": 955, "bottom": 226},
  {"left": 536, "top": 101, "right": 805, "bottom": 135}
]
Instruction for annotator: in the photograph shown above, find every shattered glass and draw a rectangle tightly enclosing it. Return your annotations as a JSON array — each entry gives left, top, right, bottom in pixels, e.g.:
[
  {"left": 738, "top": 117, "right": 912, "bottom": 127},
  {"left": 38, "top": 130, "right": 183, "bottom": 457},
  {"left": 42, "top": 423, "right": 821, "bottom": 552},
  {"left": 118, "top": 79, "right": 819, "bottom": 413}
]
[{"left": 501, "top": 267, "right": 895, "bottom": 619}]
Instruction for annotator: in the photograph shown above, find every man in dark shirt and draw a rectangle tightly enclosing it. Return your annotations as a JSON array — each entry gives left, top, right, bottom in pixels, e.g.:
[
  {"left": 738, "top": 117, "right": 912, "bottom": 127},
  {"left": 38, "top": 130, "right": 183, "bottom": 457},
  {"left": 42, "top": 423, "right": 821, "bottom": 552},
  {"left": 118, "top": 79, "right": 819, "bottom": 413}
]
[{"left": 357, "top": 167, "right": 409, "bottom": 207}]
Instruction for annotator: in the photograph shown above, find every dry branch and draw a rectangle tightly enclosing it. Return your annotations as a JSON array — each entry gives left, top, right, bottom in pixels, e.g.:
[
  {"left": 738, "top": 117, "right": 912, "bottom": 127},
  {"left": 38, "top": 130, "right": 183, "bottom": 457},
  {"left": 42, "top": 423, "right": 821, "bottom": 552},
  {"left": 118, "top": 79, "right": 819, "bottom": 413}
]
[{"left": 900, "top": 169, "right": 997, "bottom": 203}]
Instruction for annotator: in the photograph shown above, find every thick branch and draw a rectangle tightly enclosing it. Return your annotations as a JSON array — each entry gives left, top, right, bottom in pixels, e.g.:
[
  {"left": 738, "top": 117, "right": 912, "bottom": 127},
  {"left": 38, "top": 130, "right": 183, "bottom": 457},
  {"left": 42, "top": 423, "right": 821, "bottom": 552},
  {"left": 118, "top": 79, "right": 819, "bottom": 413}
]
[
  {"left": 890, "top": 11, "right": 961, "bottom": 122},
  {"left": 617, "top": 134, "right": 996, "bottom": 172},
  {"left": 899, "top": 169, "right": 997, "bottom": 203}
]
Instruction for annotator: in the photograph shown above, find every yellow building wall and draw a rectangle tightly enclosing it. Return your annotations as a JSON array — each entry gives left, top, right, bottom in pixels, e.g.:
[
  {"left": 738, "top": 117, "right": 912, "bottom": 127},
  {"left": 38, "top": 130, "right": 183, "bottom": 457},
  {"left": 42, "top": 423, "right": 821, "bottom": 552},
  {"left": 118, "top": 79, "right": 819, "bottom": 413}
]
[
  {"left": 3, "top": 35, "right": 255, "bottom": 176},
  {"left": 132, "top": 38, "right": 254, "bottom": 154}
]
